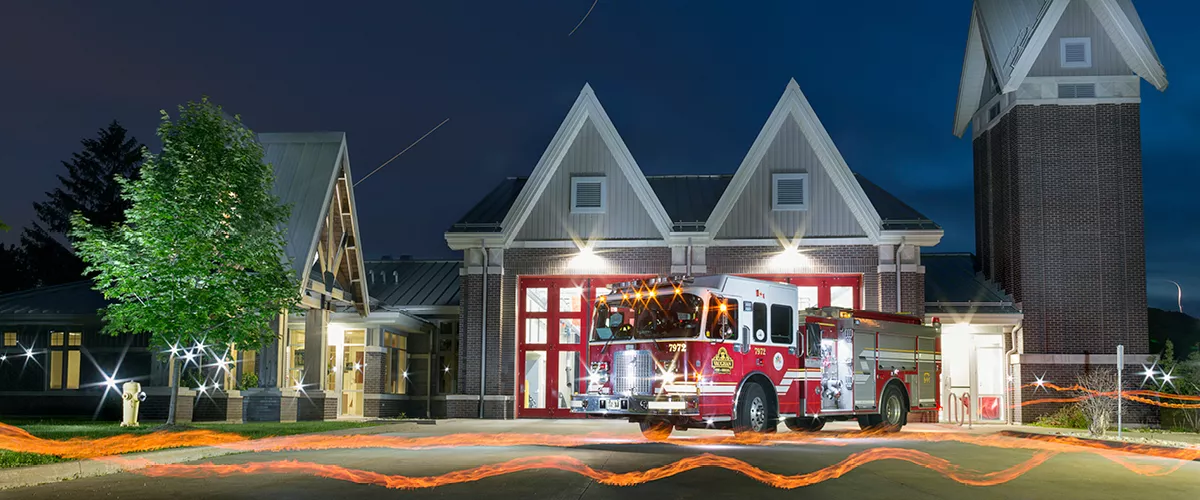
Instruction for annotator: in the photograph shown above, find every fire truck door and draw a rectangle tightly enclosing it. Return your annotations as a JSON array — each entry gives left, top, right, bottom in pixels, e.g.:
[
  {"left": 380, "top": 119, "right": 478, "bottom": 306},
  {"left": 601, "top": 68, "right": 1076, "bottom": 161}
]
[{"left": 853, "top": 330, "right": 877, "bottom": 410}]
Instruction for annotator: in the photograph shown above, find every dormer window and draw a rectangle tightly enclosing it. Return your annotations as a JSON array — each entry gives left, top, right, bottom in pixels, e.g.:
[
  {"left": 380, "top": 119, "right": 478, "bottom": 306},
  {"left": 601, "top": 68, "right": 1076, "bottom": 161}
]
[
  {"left": 1060, "top": 37, "right": 1091, "bottom": 68},
  {"left": 772, "top": 173, "right": 808, "bottom": 211},
  {"left": 571, "top": 176, "right": 606, "bottom": 213}
]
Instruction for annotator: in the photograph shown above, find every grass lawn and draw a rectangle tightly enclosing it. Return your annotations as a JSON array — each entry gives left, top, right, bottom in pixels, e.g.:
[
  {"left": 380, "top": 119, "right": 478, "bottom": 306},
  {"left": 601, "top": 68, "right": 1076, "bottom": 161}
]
[{"left": 0, "top": 419, "right": 391, "bottom": 469}]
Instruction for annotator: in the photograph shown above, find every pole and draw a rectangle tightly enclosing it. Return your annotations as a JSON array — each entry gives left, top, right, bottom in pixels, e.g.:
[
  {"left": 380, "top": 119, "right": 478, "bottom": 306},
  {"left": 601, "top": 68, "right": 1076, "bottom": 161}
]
[{"left": 1117, "top": 344, "right": 1124, "bottom": 438}]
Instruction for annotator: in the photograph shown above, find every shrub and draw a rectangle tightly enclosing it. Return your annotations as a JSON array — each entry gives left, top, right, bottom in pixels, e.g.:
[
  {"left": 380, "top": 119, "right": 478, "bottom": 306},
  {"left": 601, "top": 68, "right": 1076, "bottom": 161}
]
[
  {"left": 1032, "top": 404, "right": 1088, "bottom": 429},
  {"left": 1076, "top": 368, "right": 1119, "bottom": 436}
]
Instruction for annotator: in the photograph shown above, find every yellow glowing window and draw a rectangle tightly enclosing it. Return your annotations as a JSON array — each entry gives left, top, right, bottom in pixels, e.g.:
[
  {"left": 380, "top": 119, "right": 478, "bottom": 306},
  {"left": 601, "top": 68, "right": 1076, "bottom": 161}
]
[
  {"left": 49, "top": 351, "right": 63, "bottom": 389},
  {"left": 50, "top": 331, "right": 65, "bottom": 347},
  {"left": 3, "top": 332, "right": 15, "bottom": 347},
  {"left": 66, "top": 351, "right": 80, "bottom": 389},
  {"left": 68, "top": 332, "right": 82, "bottom": 347}
]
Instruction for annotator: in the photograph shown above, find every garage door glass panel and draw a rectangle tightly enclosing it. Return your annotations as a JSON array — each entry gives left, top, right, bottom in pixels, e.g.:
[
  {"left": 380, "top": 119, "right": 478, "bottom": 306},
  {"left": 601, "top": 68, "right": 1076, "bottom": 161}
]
[
  {"left": 524, "top": 351, "right": 547, "bottom": 409},
  {"left": 525, "top": 318, "right": 548, "bottom": 344},
  {"left": 559, "top": 319, "right": 581, "bottom": 344},
  {"left": 560, "top": 287, "right": 583, "bottom": 312},
  {"left": 797, "top": 286, "right": 819, "bottom": 309},
  {"left": 557, "top": 351, "right": 579, "bottom": 409},
  {"left": 526, "top": 288, "right": 548, "bottom": 313},
  {"left": 830, "top": 286, "right": 854, "bottom": 308}
]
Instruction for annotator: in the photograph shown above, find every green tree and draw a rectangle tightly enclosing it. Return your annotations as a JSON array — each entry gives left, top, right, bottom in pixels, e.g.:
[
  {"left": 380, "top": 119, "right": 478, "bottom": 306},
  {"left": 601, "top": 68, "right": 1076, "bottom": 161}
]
[
  {"left": 20, "top": 121, "right": 144, "bottom": 289},
  {"left": 72, "top": 99, "right": 300, "bottom": 425}
]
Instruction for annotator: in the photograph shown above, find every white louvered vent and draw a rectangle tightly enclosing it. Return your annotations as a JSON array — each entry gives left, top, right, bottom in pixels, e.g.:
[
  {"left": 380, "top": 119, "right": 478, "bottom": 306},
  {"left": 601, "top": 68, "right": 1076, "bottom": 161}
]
[
  {"left": 1060, "top": 37, "right": 1091, "bottom": 68},
  {"left": 571, "top": 176, "right": 606, "bottom": 213},
  {"left": 1058, "top": 83, "right": 1097, "bottom": 99},
  {"left": 772, "top": 173, "right": 808, "bottom": 211}
]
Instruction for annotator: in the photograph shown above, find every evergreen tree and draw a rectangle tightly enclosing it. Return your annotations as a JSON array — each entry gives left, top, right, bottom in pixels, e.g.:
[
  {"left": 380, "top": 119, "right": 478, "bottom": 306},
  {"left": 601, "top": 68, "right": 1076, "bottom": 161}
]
[
  {"left": 0, "top": 244, "right": 30, "bottom": 294},
  {"left": 20, "top": 121, "right": 144, "bottom": 288}
]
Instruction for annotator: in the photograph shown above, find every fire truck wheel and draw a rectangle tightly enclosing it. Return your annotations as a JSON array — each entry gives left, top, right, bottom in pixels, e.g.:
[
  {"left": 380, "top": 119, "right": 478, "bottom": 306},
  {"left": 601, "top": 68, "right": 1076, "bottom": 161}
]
[
  {"left": 733, "top": 383, "right": 775, "bottom": 434},
  {"left": 639, "top": 418, "right": 673, "bottom": 441},
  {"left": 879, "top": 385, "right": 906, "bottom": 432},
  {"left": 784, "top": 417, "right": 825, "bottom": 432}
]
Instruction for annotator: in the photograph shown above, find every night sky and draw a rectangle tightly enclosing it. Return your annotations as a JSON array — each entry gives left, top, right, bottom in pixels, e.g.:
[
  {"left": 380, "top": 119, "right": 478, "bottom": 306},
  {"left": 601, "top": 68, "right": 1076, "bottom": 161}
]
[{"left": 1, "top": 2, "right": 1196, "bottom": 312}]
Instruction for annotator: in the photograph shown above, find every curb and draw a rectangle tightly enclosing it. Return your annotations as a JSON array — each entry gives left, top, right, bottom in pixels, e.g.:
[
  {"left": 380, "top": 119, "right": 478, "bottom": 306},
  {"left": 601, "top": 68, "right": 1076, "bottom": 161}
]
[
  {"left": 999, "top": 430, "right": 1200, "bottom": 461},
  {"left": 0, "top": 445, "right": 244, "bottom": 491}
]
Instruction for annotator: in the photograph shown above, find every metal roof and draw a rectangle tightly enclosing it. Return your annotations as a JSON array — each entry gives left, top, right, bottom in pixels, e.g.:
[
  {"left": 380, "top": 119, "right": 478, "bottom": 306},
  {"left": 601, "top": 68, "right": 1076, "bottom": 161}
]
[
  {"left": 0, "top": 281, "right": 108, "bottom": 316},
  {"left": 853, "top": 173, "right": 941, "bottom": 231},
  {"left": 923, "top": 253, "right": 1020, "bottom": 315},
  {"left": 364, "top": 260, "right": 461, "bottom": 308},
  {"left": 450, "top": 173, "right": 936, "bottom": 233},
  {"left": 259, "top": 132, "right": 347, "bottom": 283}
]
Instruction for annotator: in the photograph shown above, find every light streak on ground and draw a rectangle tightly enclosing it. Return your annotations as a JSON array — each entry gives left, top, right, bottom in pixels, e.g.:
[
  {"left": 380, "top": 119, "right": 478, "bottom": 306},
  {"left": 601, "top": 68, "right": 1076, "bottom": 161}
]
[
  {"left": 0, "top": 422, "right": 246, "bottom": 459},
  {"left": 1016, "top": 382, "right": 1200, "bottom": 408},
  {"left": 109, "top": 449, "right": 1061, "bottom": 490}
]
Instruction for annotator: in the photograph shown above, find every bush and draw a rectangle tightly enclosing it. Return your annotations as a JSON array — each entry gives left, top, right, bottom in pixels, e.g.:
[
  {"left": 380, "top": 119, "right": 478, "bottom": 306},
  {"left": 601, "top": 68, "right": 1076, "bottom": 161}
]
[
  {"left": 237, "top": 372, "right": 260, "bottom": 391},
  {"left": 1032, "top": 404, "right": 1088, "bottom": 429},
  {"left": 1076, "top": 368, "right": 1119, "bottom": 436}
]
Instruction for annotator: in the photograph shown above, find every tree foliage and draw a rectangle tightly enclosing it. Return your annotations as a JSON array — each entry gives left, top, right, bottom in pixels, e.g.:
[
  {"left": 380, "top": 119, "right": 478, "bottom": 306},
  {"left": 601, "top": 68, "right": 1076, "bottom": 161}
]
[
  {"left": 19, "top": 121, "right": 144, "bottom": 289},
  {"left": 1076, "top": 368, "right": 1118, "bottom": 436},
  {"left": 71, "top": 99, "right": 301, "bottom": 421}
]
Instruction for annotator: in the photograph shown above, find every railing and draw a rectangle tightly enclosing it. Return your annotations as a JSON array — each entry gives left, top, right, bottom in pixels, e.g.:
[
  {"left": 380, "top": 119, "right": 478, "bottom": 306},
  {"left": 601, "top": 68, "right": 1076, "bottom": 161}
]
[{"left": 947, "top": 392, "right": 973, "bottom": 428}]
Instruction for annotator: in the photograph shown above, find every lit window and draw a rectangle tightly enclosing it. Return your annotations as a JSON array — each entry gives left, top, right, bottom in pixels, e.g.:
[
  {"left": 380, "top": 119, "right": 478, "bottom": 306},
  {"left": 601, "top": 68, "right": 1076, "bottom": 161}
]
[
  {"left": 47, "top": 331, "right": 81, "bottom": 390},
  {"left": 50, "top": 331, "right": 64, "bottom": 347},
  {"left": 3, "top": 332, "right": 15, "bottom": 346},
  {"left": 384, "top": 332, "right": 408, "bottom": 394},
  {"left": 772, "top": 173, "right": 809, "bottom": 211},
  {"left": 68, "top": 332, "right": 82, "bottom": 347},
  {"left": 570, "top": 176, "right": 606, "bottom": 214},
  {"left": 1060, "top": 37, "right": 1091, "bottom": 68}
]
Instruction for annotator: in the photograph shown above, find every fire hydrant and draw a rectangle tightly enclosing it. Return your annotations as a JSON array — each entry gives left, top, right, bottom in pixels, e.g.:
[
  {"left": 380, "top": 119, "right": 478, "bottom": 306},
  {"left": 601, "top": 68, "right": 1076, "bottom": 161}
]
[{"left": 121, "top": 381, "right": 147, "bottom": 427}]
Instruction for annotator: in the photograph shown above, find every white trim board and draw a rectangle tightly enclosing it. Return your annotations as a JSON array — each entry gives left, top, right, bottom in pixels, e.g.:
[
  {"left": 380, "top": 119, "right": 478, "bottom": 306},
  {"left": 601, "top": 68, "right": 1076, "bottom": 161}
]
[
  {"left": 705, "top": 79, "right": 884, "bottom": 242},
  {"left": 499, "top": 83, "right": 676, "bottom": 246}
]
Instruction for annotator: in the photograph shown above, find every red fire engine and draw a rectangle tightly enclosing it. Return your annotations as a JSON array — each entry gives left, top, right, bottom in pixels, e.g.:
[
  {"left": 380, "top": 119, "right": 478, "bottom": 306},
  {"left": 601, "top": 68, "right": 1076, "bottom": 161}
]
[{"left": 570, "top": 275, "right": 942, "bottom": 438}]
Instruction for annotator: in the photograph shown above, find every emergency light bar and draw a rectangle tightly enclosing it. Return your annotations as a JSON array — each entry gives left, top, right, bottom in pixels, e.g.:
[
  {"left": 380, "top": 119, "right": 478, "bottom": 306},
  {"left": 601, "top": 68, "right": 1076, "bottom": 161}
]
[{"left": 607, "top": 275, "right": 693, "bottom": 294}]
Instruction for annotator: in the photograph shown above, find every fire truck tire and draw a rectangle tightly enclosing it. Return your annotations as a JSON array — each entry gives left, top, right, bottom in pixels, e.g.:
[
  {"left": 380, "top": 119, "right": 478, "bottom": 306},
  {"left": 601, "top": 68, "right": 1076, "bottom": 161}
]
[
  {"left": 784, "top": 417, "right": 825, "bottom": 432},
  {"left": 857, "top": 386, "right": 905, "bottom": 432},
  {"left": 639, "top": 418, "right": 673, "bottom": 441},
  {"left": 733, "top": 383, "right": 775, "bottom": 434}
]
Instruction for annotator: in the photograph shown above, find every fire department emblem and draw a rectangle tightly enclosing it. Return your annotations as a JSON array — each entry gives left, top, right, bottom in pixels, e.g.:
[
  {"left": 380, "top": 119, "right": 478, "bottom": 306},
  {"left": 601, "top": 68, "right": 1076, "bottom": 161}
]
[
  {"left": 711, "top": 347, "right": 734, "bottom": 374},
  {"left": 773, "top": 352, "right": 784, "bottom": 371},
  {"left": 923, "top": 372, "right": 931, "bottom": 384}
]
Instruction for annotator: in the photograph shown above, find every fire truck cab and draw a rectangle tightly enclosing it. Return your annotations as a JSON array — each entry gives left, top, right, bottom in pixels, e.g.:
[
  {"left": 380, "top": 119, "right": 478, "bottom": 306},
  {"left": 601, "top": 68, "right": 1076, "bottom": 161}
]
[{"left": 570, "top": 275, "right": 942, "bottom": 439}]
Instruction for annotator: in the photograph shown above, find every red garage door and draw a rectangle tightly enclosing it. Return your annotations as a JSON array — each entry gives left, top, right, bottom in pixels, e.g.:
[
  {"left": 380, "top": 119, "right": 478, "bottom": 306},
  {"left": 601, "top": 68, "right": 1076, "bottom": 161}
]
[{"left": 517, "top": 276, "right": 644, "bottom": 418}]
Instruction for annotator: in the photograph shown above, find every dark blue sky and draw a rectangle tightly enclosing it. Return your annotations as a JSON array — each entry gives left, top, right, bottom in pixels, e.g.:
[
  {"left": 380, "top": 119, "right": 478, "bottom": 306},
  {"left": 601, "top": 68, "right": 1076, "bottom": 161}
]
[{"left": 1, "top": 1, "right": 1196, "bottom": 311}]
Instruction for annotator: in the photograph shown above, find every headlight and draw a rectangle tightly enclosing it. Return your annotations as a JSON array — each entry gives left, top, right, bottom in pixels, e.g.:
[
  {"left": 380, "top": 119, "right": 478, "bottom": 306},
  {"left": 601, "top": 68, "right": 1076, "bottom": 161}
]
[{"left": 657, "top": 370, "right": 676, "bottom": 383}]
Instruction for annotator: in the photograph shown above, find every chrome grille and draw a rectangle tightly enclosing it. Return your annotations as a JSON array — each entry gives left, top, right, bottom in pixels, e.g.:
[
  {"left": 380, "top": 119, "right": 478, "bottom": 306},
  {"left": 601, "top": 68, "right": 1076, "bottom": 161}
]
[{"left": 612, "top": 349, "right": 654, "bottom": 396}]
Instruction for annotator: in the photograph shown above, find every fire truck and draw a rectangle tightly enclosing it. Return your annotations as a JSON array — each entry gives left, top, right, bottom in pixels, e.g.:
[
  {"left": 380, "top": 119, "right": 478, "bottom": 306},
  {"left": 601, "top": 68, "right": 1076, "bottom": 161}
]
[{"left": 570, "top": 275, "right": 942, "bottom": 438}]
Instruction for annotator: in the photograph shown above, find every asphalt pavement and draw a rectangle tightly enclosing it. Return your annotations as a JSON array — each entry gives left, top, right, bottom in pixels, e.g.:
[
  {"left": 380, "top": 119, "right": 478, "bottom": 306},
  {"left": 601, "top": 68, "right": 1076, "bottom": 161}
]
[{"left": 5, "top": 419, "right": 1199, "bottom": 499}]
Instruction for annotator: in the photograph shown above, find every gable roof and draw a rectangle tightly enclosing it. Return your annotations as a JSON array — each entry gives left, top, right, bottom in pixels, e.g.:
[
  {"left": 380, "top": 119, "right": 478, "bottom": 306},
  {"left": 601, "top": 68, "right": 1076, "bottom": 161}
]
[
  {"left": 0, "top": 281, "right": 108, "bottom": 317},
  {"left": 704, "top": 79, "right": 886, "bottom": 242},
  {"left": 449, "top": 173, "right": 936, "bottom": 234},
  {"left": 923, "top": 253, "right": 1020, "bottom": 316},
  {"left": 496, "top": 83, "right": 675, "bottom": 245},
  {"left": 365, "top": 260, "right": 461, "bottom": 309},
  {"left": 260, "top": 132, "right": 370, "bottom": 312},
  {"left": 953, "top": 0, "right": 1168, "bottom": 137}
]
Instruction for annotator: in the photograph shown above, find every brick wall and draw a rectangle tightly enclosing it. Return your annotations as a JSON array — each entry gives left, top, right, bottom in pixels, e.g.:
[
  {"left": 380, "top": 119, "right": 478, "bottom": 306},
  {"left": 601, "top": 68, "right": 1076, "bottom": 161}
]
[
  {"left": 879, "top": 271, "right": 925, "bottom": 316},
  {"left": 365, "top": 352, "right": 386, "bottom": 395},
  {"left": 193, "top": 393, "right": 243, "bottom": 423},
  {"left": 140, "top": 390, "right": 194, "bottom": 423},
  {"left": 974, "top": 104, "right": 1148, "bottom": 357},
  {"left": 296, "top": 394, "right": 337, "bottom": 421},
  {"left": 708, "top": 245, "right": 888, "bottom": 312},
  {"left": 1012, "top": 362, "right": 1158, "bottom": 426},
  {"left": 243, "top": 390, "right": 281, "bottom": 422}
]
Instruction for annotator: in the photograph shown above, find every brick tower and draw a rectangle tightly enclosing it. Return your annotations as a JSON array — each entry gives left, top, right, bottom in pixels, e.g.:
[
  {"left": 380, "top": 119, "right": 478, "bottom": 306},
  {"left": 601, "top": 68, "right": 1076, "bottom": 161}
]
[{"left": 952, "top": 0, "right": 1167, "bottom": 423}]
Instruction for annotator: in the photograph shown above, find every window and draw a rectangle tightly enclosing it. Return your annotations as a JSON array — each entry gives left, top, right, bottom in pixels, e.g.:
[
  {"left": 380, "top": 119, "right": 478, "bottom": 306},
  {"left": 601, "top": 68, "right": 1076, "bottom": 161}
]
[
  {"left": 770, "top": 304, "right": 794, "bottom": 344},
  {"left": 570, "top": 176, "right": 606, "bottom": 213},
  {"left": 3, "top": 332, "right": 15, "bottom": 347},
  {"left": 987, "top": 103, "right": 1000, "bottom": 121},
  {"left": 752, "top": 303, "right": 768, "bottom": 343},
  {"left": 772, "top": 173, "right": 808, "bottom": 211},
  {"left": 1060, "top": 37, "right": 1091, "bottom": 68},
  {"left": 1057, "top": 83, "right": 1096, "bottom": 99},
  {"left": 705, "top": 297, "right": 738, "bottom": 340},
  {"left": 805, "top": 323, "right": 822, "bottom": 358},
  {"left": 384, "top": 332, "right": 408, "bottom": 394},
  {"left": 287, "top": 329, "right": 305, "bottom": 387},
  {"left": 47, "top": 331, "right": 81, "bottom": 390}
]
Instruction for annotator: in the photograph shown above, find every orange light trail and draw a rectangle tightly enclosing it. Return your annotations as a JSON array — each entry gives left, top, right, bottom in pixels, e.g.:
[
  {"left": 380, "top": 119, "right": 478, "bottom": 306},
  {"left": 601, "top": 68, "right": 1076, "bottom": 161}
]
[
  {"left": 0, "top": 422, "right": 247, "bottom": 459},
  {"left": 1017, "top": 383, "right": 1200, "bottom": 408},
  {"left": 112, "top": 449, "right": 1060, "bottom": 490}
]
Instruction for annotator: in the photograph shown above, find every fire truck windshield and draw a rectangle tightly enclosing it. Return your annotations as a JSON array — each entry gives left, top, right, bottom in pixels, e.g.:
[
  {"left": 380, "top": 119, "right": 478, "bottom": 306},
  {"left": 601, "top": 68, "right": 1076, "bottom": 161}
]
[{"left": 591, "top": 291, "right": 704, "bottom": 341}]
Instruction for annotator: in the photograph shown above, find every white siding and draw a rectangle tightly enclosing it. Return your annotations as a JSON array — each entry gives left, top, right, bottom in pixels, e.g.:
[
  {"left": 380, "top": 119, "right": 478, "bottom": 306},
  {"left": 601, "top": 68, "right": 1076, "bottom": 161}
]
[
  {"left": 515, "top": 120, "right": 661, "bottom": 241},
  {"left": 715, "top": 117, "right": 866, "bottom": 239},
  {"left": 260, "top": 135, "right": 343, "bottom": 281},
  {"left": 1027, "top": 0, "right": 1132, "bottom": 77}
]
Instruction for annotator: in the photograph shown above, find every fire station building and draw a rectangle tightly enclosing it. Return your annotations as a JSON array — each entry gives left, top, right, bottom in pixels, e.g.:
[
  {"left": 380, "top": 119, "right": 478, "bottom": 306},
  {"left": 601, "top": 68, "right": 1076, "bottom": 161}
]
[{"left": 443, "top": 80, "right": 962, "bottom": 419}]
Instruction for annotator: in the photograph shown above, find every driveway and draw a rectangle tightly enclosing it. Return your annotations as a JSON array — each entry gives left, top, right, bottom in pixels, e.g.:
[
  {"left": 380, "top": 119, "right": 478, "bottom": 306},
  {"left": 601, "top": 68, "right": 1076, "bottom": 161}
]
[{"left": 7, "top": 419, "right": 1199, "bottom": 499}]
